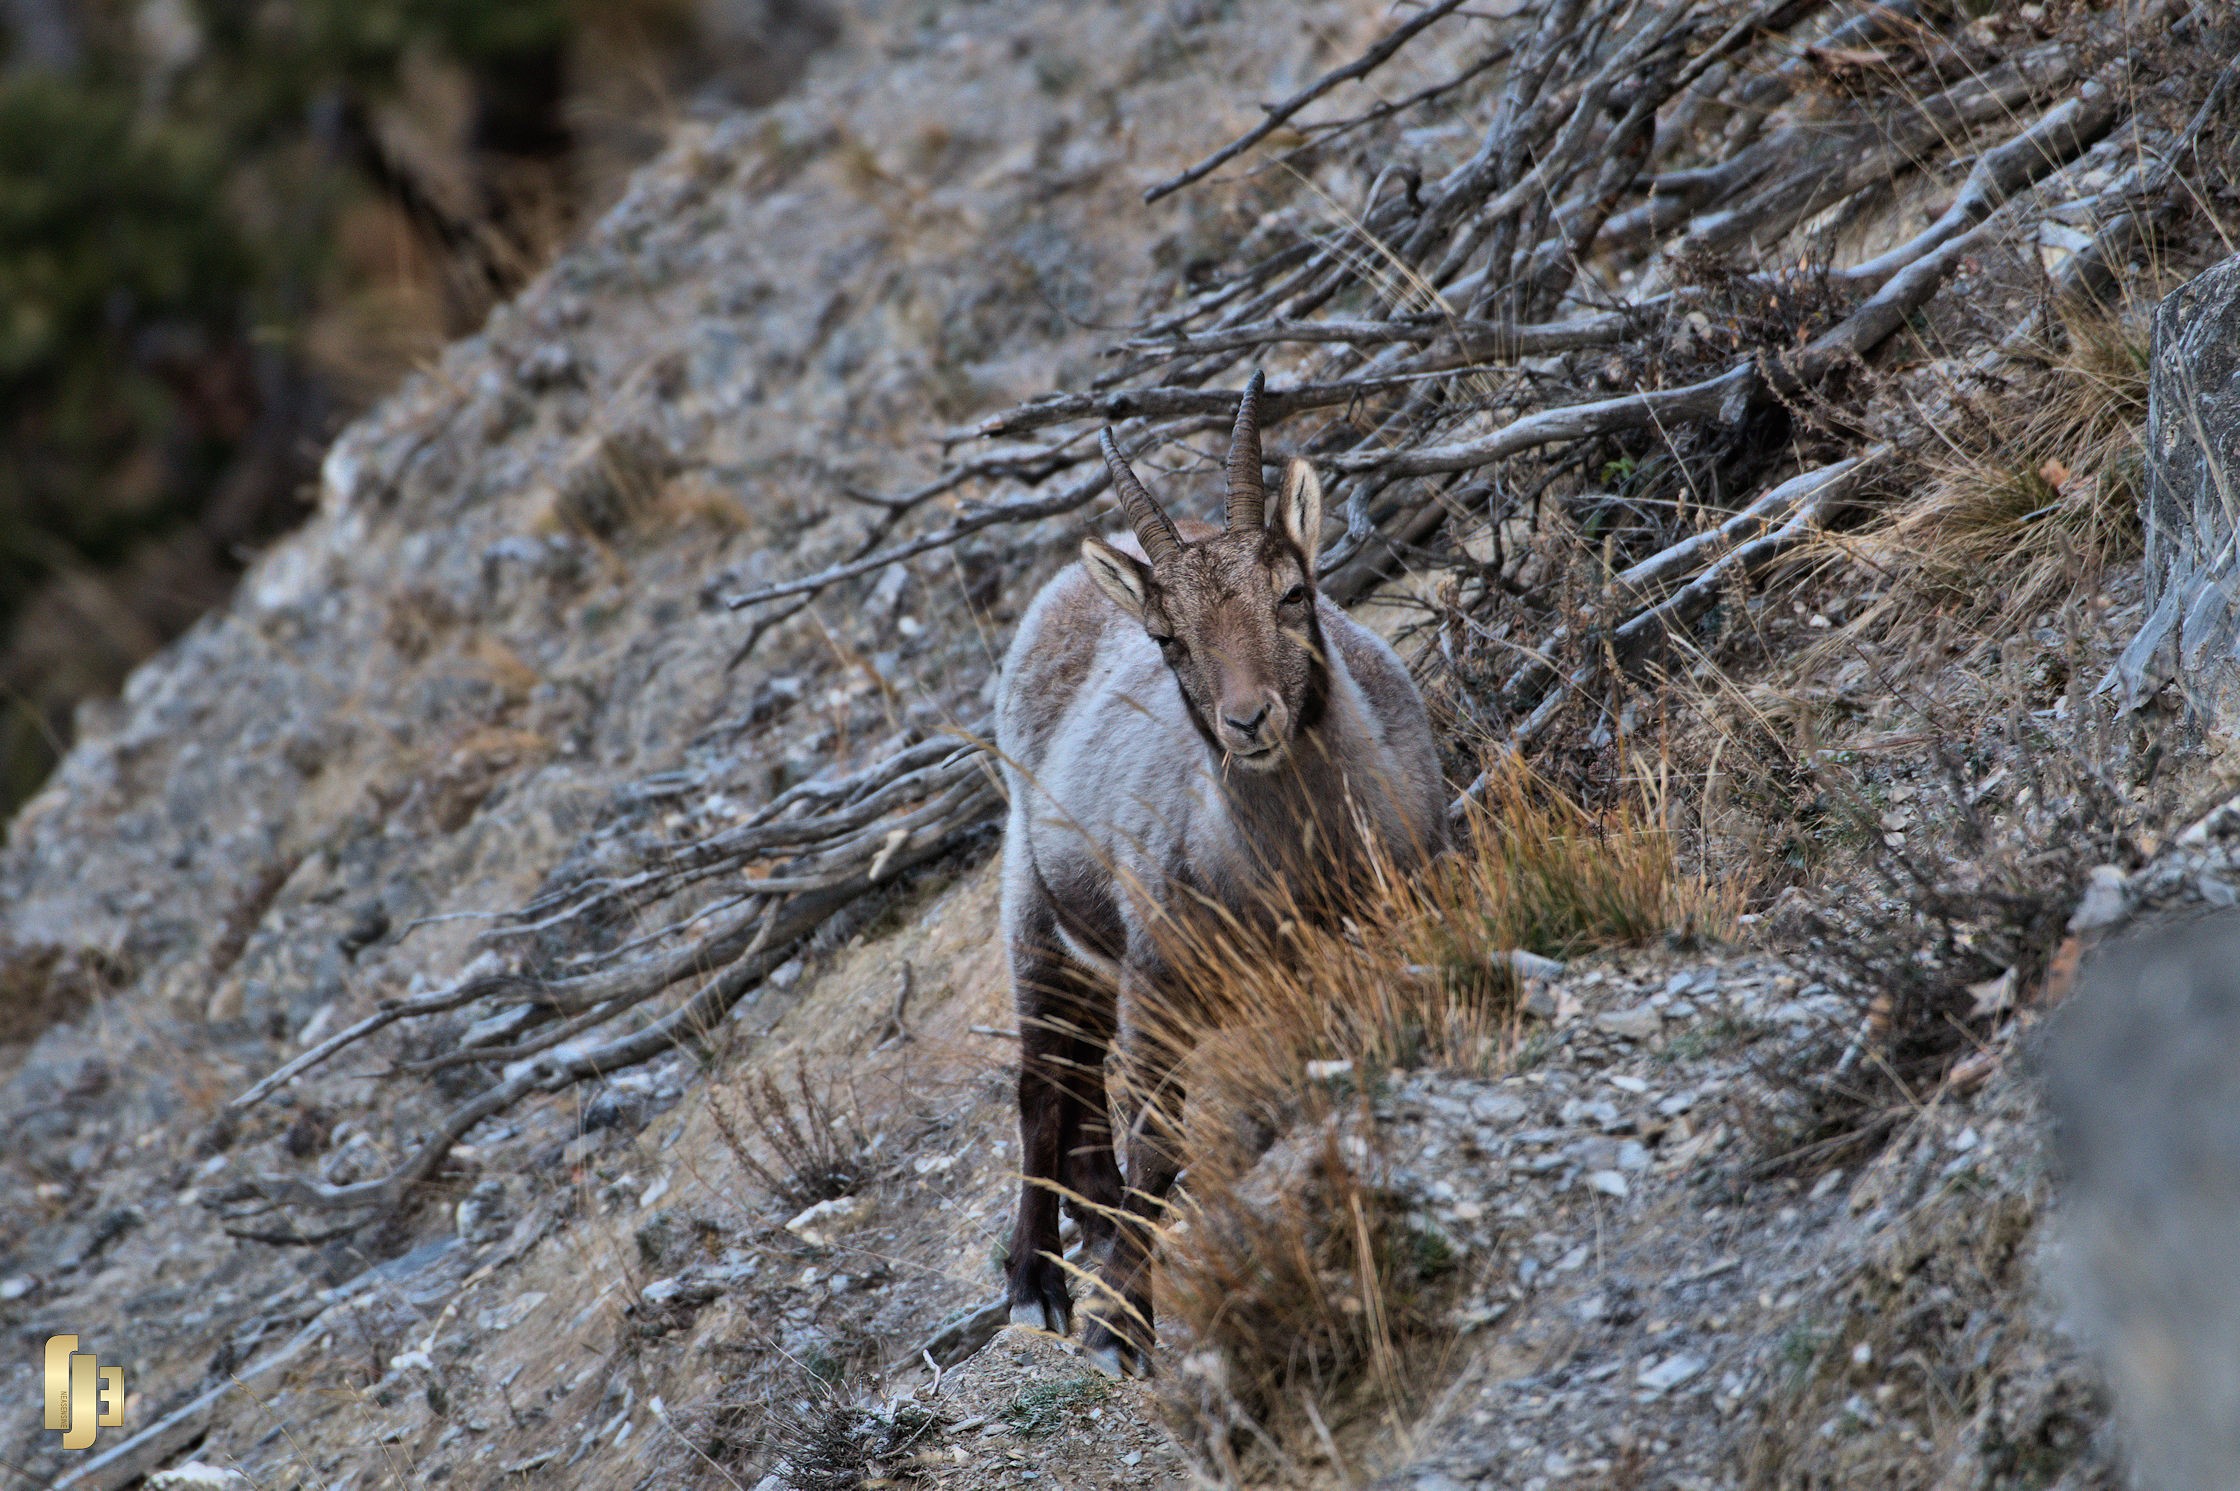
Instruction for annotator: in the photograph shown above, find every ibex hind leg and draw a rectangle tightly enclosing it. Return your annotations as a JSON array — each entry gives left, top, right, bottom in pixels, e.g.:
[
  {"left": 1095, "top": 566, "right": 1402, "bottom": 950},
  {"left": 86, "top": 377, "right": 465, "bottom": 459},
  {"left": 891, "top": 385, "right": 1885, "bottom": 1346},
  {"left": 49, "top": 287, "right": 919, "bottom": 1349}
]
[{"left": 1004, "top": 916, "right": 1114, "bottom": 1337}]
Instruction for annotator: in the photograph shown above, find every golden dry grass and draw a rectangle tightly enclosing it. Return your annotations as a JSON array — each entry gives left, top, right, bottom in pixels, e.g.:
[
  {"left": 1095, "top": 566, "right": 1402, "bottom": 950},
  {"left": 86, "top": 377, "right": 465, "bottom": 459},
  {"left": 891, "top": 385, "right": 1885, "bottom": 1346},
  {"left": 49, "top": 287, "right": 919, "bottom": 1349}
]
[
  {"left": 1450, "top": 753, "right": 1742, "bottom": 959},
  {"left": 1107, "top": 755, "right": 1741, "bottom": 1468},
  {"left": 1157, "top": 1114, "right": 1456, "bottom": 1478},
  {"left": 1105, "top": 754, "right": 1738, "bottom": 1150},
  {"left": 1854, "top": 304, "right": 2150, "bottom": 623}
]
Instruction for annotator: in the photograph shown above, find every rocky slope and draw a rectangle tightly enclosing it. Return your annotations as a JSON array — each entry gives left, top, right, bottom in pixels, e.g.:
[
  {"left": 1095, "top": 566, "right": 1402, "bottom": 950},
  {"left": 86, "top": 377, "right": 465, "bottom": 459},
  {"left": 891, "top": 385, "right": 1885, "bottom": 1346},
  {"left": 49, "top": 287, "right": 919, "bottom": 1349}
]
[{"left": 0, "top": 1, "right": 2212, "bottom": 1488}]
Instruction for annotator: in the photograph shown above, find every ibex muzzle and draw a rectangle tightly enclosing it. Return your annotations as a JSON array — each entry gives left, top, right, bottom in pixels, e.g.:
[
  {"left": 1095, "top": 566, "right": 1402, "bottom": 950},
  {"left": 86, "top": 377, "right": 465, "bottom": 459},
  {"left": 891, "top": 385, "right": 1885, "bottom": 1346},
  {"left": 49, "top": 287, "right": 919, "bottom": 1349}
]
[{"left": 991, "top": 372, "right": 1449, "bottom": 1378}]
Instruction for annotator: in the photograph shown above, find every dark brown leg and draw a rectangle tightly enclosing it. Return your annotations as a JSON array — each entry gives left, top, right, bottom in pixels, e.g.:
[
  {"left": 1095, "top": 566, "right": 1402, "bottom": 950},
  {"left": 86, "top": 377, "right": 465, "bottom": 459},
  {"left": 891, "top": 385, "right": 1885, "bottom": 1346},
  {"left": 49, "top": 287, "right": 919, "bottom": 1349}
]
[
  {"left": 1005, "top": 909, "right": 1114, "bottom": 1336},
  {"left": 1059, "top": 984, "right": 1122, "bottom": 1262},
  {"left": 1082, "top": 969, "right": 1187, "bottom": 1379}
]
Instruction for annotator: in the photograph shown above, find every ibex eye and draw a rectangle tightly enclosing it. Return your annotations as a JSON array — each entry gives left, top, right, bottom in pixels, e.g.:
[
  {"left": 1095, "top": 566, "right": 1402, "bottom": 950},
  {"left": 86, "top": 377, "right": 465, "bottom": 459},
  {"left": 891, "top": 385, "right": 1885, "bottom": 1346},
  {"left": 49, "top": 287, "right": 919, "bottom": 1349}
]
[{"left": 1280, "top": 585, "right": 1307, "bottom": 606}]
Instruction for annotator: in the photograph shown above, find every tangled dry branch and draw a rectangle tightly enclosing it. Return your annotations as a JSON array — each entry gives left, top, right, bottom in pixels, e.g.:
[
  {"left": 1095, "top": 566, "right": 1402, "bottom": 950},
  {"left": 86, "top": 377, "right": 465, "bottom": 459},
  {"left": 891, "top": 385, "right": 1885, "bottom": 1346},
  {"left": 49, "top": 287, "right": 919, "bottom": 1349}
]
[
  {"left": 210, "top": 727, "right": 1000, "bottom": 1240},
  {"left": 214, "top": 0, "right": 2237, "bottom": 1237}
]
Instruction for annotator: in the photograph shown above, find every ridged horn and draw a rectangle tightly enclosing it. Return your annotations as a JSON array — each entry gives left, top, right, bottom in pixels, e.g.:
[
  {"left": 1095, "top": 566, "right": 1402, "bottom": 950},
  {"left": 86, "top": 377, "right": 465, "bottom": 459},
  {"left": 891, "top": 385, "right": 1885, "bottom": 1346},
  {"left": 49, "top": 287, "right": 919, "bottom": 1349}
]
[
  {"left": 1100, "top": 429, "right": 1181, "bottom": 564},
  {"left": 1225, "top": 369, "right": 1267, "bottom": 530}
]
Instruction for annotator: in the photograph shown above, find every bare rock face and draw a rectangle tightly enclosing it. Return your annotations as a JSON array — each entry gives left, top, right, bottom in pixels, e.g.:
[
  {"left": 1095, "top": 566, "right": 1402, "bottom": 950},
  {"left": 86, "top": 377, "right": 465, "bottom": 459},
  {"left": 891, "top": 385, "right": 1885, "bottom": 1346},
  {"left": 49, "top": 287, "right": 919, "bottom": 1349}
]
[
  {"left": 2043, "top": 914, "right": 2240, "bottom": 1491},
  {"left": 2109, "top": 252, "right": 2240, "bottom": 714}
]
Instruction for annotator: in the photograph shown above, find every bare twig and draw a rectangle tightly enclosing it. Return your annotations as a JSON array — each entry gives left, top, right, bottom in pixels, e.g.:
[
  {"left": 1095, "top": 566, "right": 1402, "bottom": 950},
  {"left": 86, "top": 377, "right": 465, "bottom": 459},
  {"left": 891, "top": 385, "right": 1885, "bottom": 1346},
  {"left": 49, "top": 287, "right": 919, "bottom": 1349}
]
[{"left": 1141, "top": 0, "right": 1483, "bottom": 204}]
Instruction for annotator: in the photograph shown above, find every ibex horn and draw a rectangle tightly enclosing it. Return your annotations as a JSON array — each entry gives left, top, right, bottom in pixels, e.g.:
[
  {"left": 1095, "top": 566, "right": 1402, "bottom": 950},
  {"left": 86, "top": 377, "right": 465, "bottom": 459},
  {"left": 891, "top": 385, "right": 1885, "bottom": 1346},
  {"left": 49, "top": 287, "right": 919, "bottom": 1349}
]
[
  {"left": 1225, "top": 369, "right": 1267, "bottom": 531},
  {"left": 1100, "top": 429, "right": 1181, "bottom": 564}
]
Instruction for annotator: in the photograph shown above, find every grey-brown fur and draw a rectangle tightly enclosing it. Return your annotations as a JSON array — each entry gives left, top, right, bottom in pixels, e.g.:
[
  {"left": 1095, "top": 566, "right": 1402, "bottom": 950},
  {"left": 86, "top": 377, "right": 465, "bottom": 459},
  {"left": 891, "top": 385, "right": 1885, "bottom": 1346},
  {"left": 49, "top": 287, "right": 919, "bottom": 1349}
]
[{"left": 994, "top": 375, "right": 1448, "bottom": 1377}]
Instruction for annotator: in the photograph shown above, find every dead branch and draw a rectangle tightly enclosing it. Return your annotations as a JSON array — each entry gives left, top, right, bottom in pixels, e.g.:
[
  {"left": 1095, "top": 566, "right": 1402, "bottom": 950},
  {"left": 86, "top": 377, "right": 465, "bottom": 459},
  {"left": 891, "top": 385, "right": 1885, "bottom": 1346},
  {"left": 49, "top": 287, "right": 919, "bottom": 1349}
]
[
  {"left": 1141, "top": 0, "right": 1483, "bottom": 204},
  {"left": 943, "top": 371, "right": 1454, "bottom": 444},
  {"left": 207, "top": 772, "right": 999, "bottom": 1238},
  {"left": 1121, "top": 309, "right": 1633, "bottom": 362}
]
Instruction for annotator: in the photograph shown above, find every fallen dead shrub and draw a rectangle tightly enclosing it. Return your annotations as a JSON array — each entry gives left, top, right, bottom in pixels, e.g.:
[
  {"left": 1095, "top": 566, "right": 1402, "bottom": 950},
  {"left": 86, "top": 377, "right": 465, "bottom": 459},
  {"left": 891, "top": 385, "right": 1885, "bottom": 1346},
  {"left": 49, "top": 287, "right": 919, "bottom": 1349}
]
[
  {"left": 1158, "top": 1110, "right": 1463, "bottom": 1483},
  {"left": 708, "top": 1056, "right": 883, "bottom": 1213}
]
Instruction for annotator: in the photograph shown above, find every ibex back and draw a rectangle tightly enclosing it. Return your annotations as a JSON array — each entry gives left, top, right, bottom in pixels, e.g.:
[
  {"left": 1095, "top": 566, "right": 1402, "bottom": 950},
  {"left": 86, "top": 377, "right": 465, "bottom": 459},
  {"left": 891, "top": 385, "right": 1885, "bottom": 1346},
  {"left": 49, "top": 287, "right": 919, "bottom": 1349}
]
[{"left": 994, "top": 373, "right": 1447, "bottom": 1377}]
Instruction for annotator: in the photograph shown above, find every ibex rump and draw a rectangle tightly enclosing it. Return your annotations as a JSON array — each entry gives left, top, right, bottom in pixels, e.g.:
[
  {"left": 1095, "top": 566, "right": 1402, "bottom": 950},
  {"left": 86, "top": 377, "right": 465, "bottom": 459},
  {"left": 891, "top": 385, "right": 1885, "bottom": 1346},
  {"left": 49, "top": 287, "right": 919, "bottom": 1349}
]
[{"left": 995, "top": 374, "right": 1447, "bottom": 1377}]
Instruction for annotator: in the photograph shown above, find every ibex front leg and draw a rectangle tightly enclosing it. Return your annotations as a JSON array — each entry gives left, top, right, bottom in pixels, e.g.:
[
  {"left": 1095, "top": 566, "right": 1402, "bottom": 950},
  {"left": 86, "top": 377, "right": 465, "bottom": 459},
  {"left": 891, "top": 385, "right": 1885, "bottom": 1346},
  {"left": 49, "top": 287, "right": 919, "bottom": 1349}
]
[
  {"left": 1006, "top": 907, "right": 1121, "bottom": 1336},
  {"left": 1082, "top": 960, "right": 1188, "bottom": 1380}
]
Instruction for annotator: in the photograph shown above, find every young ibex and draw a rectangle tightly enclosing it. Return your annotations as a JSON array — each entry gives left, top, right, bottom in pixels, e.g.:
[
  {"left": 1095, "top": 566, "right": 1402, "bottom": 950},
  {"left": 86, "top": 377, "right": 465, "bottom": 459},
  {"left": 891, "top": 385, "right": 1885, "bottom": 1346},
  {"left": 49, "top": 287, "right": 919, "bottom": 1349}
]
[{"left": 995, "top": 373, "right": 1448, "bottom": 1377}]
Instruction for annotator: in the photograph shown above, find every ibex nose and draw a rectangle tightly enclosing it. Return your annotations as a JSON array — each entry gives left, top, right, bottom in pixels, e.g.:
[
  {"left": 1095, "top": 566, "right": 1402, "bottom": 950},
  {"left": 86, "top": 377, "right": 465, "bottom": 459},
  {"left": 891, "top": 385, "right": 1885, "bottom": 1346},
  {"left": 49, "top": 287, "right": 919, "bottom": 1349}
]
[{"left": 1224, "top": 703, "right": 1270, "bottom": 740}]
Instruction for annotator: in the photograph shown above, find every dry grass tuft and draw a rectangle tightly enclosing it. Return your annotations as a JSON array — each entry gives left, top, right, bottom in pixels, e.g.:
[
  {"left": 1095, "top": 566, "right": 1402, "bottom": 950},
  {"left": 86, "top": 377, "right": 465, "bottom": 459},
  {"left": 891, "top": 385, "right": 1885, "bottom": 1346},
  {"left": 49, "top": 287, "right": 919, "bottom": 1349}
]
[
  {"left": 1114, "top": 757, "right": 1738, "bottom": 1474},
  {"left": 1114, "top": 755, "right": 1739, "bottom": 1131},
  {"left": 1159, "top": 1112, "right": 1463, "bottom": 1476},
  {"left": 708, "top": 1056, "right": 882, "bottom": 1213},
  {"left": 680, "top": 1350, "right": 937, "bottom": 1491},
  {"left": 765, "top": 1390, "right": 942, "bottom": 1491},
  {"left": 1858, "top": 304, "right": 2149, "bottom": 623},
  {"left": 0, "top": 939, "right": 123, "bottom": 1046},
  {"left": 1453, "top": 753, "right": 1742, "bottom": 958}
]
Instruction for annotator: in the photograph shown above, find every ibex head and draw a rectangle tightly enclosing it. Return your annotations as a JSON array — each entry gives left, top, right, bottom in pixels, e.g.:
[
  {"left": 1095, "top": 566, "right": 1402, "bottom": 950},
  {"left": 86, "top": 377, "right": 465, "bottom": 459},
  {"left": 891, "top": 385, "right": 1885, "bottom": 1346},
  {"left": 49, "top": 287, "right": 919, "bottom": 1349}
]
[{"left": 1081, "top": 372, "right": 1328, "bottom": 771}]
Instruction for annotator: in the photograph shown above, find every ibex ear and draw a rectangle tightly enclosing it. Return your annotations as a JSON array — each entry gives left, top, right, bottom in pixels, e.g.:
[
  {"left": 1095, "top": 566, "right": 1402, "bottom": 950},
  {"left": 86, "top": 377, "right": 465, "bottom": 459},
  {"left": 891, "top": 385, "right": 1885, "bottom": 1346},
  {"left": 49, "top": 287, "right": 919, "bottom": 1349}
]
[
  {"left": 1081, "top": 536, "right": 1153, "bottom": 622},
  {"left": 1277, "top": 459, "right": 1325, "bottom": 574}
]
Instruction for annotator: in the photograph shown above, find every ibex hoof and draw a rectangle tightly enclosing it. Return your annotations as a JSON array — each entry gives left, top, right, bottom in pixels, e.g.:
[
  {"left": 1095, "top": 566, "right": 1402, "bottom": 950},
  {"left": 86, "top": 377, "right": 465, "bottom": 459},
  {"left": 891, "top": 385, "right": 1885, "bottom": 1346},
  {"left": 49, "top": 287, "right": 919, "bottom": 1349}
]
[
  {"left": 1009, "top": 1298, "right": 1064, "bottom": 1334},
  {"left": 1083, "top": 1333, "right": 1152, "bottom": 1380}
]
